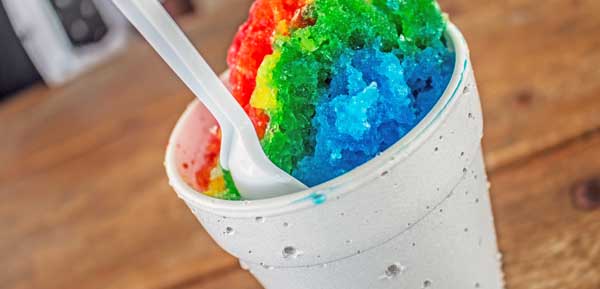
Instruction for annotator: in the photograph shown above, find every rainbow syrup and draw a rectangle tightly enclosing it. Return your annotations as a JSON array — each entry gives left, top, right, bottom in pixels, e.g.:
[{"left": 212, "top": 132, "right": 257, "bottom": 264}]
[{"left": 196, "top": 0, "right": 455, "bottom": 200}]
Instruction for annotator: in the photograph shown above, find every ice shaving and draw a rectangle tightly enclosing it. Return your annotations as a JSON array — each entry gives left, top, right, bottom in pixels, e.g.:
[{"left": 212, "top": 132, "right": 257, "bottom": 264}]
[{"left": 185, "top": 0, "right": 455, "bottom": 200}]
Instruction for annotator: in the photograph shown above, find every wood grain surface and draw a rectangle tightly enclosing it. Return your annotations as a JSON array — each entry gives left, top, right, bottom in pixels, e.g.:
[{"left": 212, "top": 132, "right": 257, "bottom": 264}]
[{"left": 1, "top": 0, "right": 599, "bottom": 289}]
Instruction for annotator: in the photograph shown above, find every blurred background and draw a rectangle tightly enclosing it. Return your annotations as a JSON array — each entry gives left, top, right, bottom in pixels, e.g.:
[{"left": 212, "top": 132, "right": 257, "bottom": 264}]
[
  {"left": 0, "top": 0, "right": 195, "bottom": 98},
  {"left": 1, "top": 1, "right": 599, "bottom": 289}
]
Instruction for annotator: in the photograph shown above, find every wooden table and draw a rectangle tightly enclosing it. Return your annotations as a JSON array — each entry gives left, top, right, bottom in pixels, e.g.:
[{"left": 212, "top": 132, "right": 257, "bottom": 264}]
[{"left": 1, "top": 1, "right": 599, "bottom": 288}]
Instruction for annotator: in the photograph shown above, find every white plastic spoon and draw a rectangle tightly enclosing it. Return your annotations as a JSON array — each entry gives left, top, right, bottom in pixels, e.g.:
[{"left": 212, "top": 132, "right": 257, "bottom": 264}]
[{"left": 113, "top": 0, "right": 307, "bottom": 199}]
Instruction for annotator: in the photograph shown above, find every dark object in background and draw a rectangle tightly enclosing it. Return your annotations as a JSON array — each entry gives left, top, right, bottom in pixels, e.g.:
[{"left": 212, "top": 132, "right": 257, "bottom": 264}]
[
  {"left": 163, "top": 0, "right": 194, "bottom": 17},
  {"left": 572, "top": 178, "right": 600, "bottom": 211},
  {"left": 48, "top": 0, "right": 109, "bottom": 47},
  {"left": 0, "top": 0, "right": 193, "bottom": 100},
  {"left": 0, "top": 0, "right": 129, "bottom": 99},
  {"left": 0, "top": 3, "right": 41, "bottom": 99}
]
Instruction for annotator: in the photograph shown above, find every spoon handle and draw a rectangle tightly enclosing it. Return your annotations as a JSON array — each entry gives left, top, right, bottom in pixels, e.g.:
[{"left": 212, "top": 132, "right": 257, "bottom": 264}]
[{"left": 113, "top": 0, "right": 254, "bottom": 165}]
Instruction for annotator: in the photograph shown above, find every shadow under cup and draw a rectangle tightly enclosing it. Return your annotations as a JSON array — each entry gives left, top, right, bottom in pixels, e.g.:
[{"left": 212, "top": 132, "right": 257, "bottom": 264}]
[{"left": 165, "top": 23, "right": 504, "bottom": 289}]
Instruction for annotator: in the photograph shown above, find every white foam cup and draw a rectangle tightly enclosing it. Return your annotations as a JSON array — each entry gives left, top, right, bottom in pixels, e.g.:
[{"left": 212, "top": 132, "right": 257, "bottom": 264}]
[{"left": 165, "top": 23, "right": 504, "bottom": 289}]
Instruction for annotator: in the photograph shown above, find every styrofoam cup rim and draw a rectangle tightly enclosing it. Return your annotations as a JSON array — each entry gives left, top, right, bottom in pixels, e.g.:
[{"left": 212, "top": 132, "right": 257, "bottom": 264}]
[{"left": 165, "top": 22, "right": 470, "bottom": 217}]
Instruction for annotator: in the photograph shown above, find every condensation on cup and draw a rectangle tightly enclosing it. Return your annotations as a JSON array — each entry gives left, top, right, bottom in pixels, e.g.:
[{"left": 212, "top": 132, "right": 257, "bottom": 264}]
[{"left": 165, "top": 23, "right": 505, "bottom": 289}]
